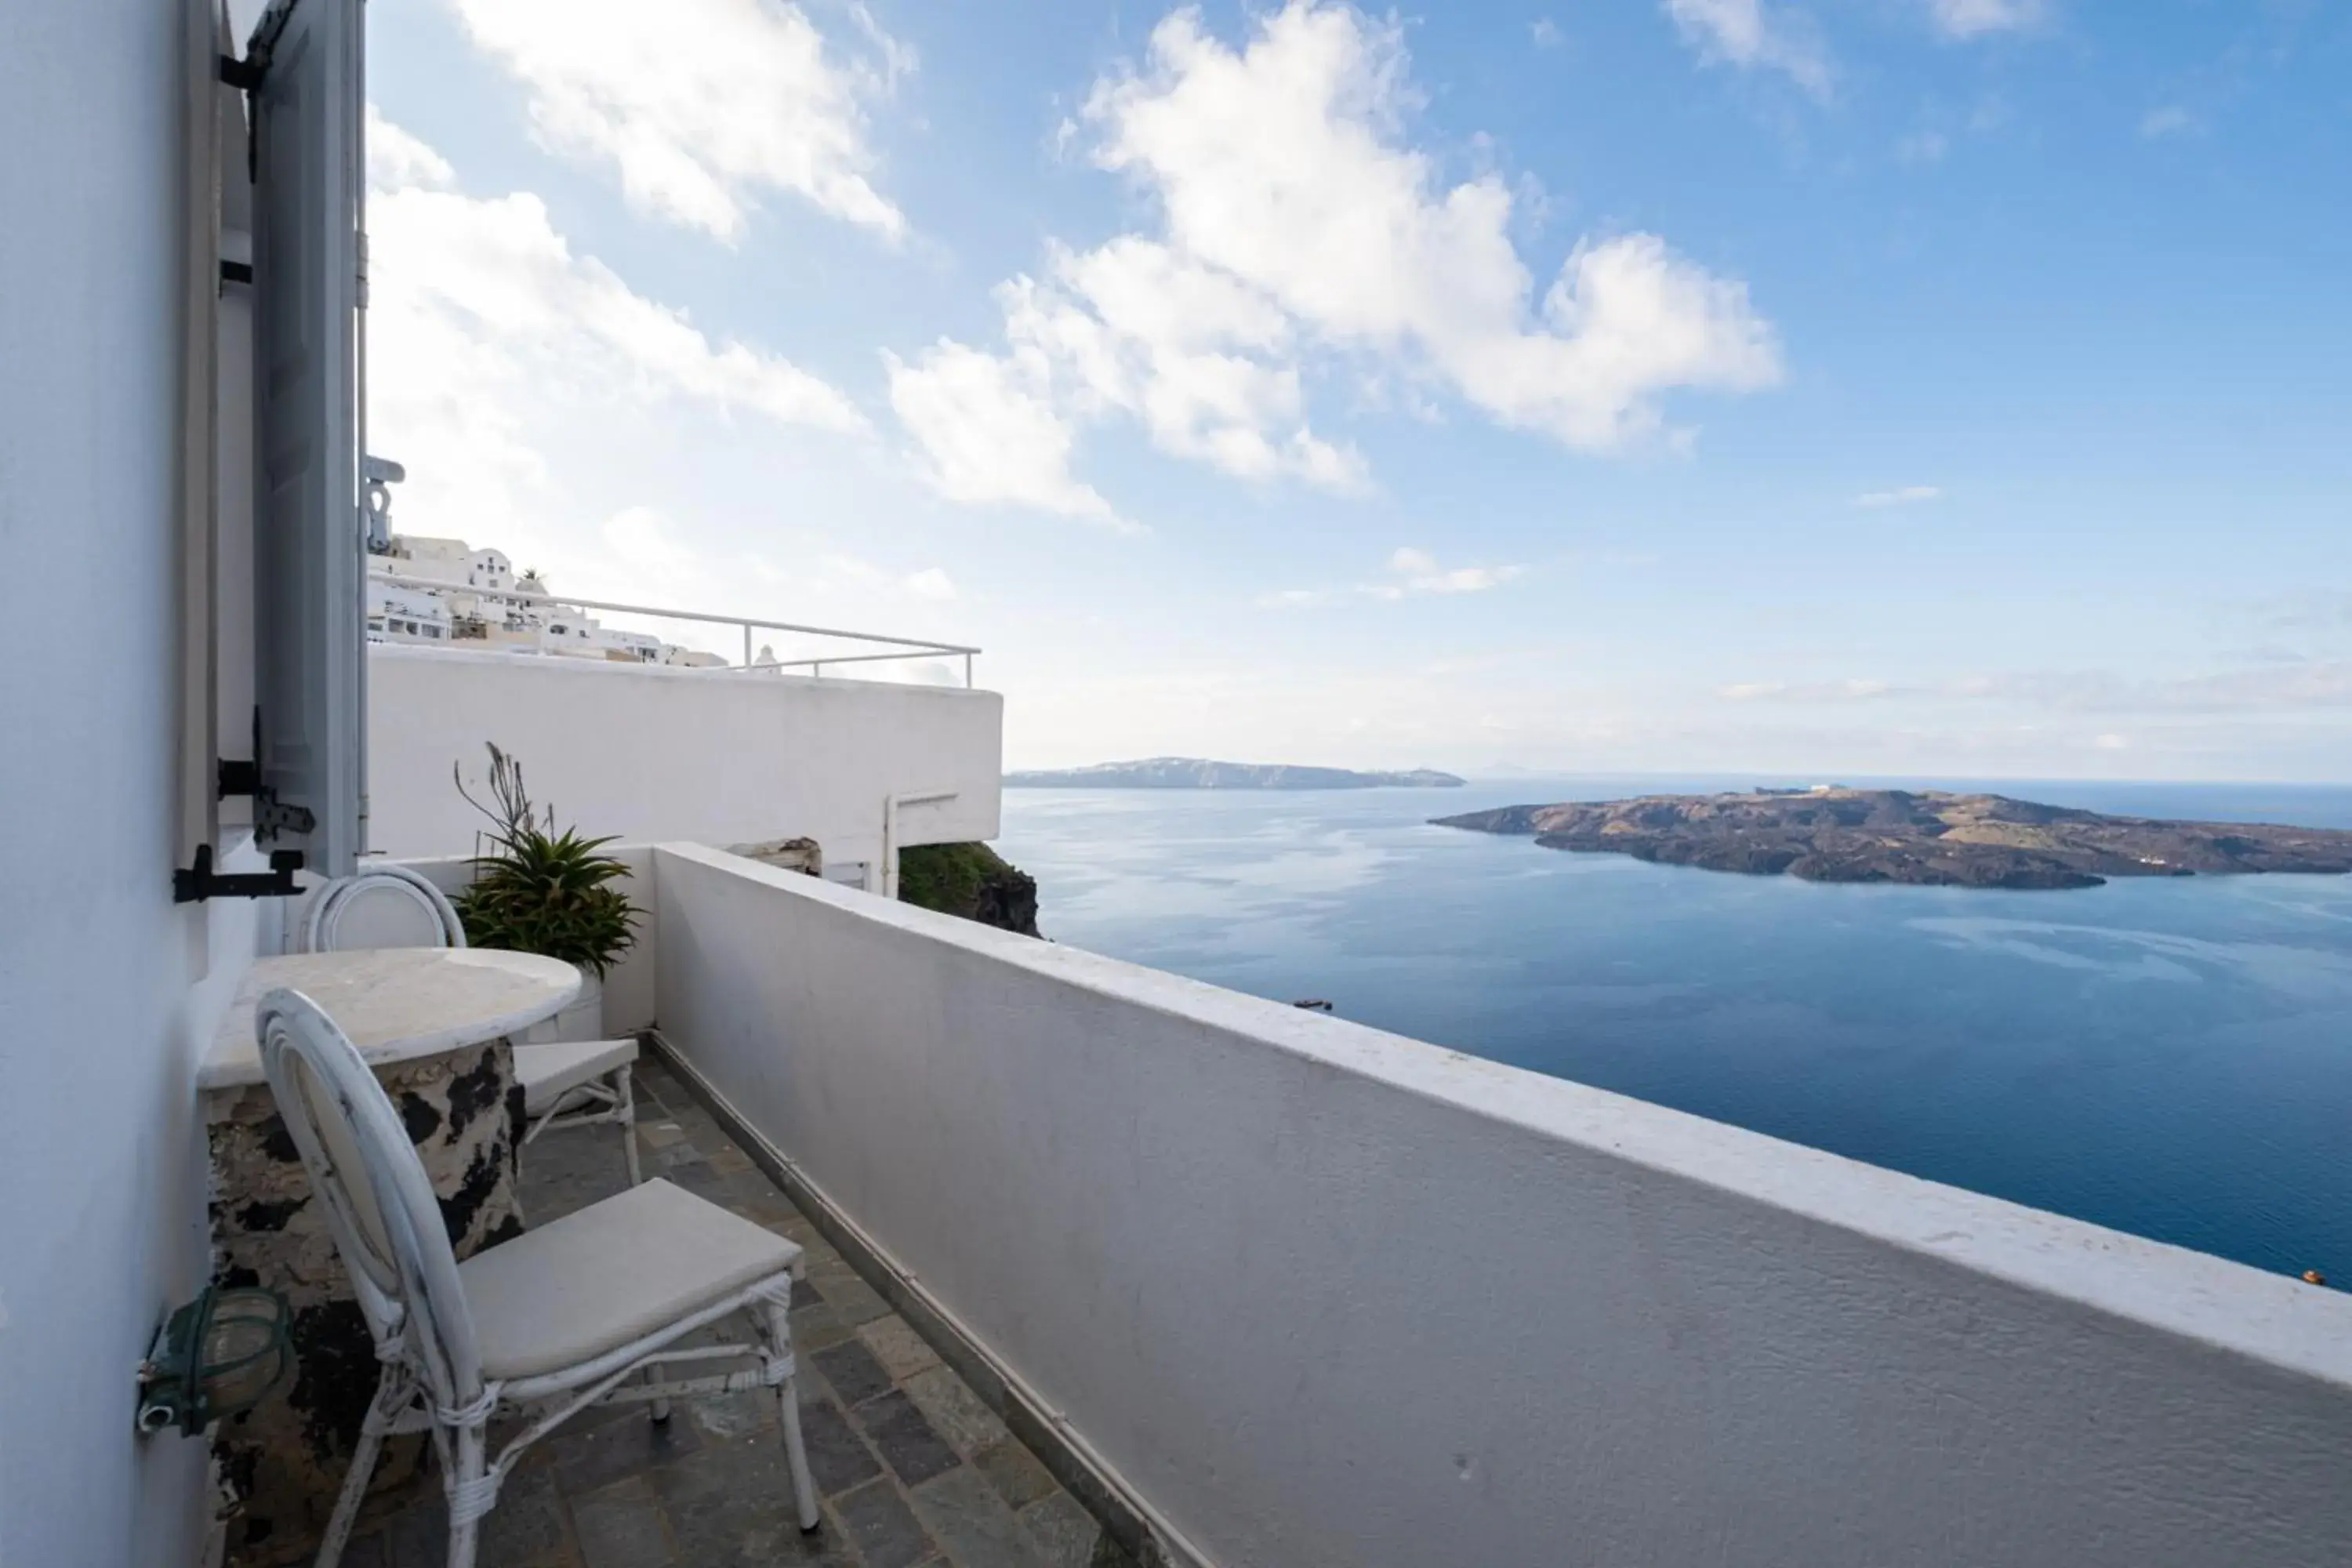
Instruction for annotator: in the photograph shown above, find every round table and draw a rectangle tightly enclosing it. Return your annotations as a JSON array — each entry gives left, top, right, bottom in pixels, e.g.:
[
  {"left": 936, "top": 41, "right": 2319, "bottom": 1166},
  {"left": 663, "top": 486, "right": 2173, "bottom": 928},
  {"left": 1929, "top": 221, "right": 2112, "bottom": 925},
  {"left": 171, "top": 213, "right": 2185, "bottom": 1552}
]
[
  {"left": 202, "top": 947, "right": 581, "bottom": 1559},
  {"left": 201, "top": 946, "right": 582, "bottom": 1091}
]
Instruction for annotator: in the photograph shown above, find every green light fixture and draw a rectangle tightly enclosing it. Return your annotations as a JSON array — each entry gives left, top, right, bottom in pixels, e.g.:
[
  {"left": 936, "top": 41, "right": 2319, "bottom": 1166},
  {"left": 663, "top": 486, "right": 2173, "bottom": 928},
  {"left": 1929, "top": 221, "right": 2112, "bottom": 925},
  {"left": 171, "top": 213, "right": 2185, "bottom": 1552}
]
[{"left": 136, "top": 1285, "right": 295, "bottom": 1436}]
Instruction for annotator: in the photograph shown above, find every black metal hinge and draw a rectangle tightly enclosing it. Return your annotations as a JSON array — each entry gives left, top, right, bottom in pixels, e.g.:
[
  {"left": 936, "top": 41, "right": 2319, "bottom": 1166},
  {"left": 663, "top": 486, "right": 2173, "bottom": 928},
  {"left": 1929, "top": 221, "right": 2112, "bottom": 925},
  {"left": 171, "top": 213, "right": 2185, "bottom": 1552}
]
[
  {"left": 224, "top": 715, "right": 315, "bottom": 840},
  {"left": 174, "top": 844, "right": 303, "bottom": 903},
  {"left": 252, "top": 789, "right": 318, "bottom": 842},
  {"left": 217, "top": 52, "right": 267, "bottom": 181}
]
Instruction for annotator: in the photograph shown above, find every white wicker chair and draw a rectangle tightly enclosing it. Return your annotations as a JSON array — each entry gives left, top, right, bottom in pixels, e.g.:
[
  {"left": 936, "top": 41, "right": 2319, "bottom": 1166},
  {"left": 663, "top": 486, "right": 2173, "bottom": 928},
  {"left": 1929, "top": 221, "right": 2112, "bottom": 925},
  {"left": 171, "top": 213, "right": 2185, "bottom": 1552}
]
[
  {"left": 299, "top": 863, "right": 462, "bottom": 956},
  {"left": 299, "top": 866, "right": 644, "bottom": 1185},
  {"left": 257, "top": 989, "right": 820, "bottom": 1568}
]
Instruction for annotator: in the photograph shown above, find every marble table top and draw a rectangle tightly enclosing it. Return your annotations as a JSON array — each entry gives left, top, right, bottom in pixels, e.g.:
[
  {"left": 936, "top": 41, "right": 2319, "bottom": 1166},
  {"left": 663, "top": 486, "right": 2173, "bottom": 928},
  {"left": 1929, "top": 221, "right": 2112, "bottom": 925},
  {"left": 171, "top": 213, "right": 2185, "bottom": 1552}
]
[{"left": 201, "top": 948, "right": 583, "bottom": 1091}]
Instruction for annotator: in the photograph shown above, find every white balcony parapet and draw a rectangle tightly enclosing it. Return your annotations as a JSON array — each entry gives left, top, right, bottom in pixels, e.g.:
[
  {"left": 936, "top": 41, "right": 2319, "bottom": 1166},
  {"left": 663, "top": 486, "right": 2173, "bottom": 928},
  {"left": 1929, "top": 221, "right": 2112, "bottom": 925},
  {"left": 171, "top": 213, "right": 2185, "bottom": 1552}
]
[
  {"left": 630, "top": 842, "right": 2352, "bottom": 1568},
  {"left": 366, "top": 648, "right": 1002, "bottom": 869}
]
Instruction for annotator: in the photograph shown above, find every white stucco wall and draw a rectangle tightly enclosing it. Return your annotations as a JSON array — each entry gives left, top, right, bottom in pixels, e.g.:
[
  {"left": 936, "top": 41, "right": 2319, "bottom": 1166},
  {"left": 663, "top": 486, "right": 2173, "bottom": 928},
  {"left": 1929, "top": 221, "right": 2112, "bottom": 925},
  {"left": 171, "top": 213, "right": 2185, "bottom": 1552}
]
[
  {"left": 368, "top": 646, "right": 1003, "bottom": 877},
  {"left": 385, "top": 848, "right": 662, "bottom": 1036},
  {"left": 648, "top": 844, "right": 2352, "bottom": 1568},
  {"left": 0, "top": 2, "right": 238, "bottom": 1562}
]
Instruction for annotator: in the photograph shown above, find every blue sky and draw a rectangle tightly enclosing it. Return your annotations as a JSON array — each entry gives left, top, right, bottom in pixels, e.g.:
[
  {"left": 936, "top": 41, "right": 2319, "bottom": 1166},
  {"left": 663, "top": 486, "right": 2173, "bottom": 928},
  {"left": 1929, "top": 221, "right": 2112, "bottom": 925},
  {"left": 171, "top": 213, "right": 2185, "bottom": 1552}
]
[{"left": 346, "top": 0, "right": 2352, "bottom": 779}]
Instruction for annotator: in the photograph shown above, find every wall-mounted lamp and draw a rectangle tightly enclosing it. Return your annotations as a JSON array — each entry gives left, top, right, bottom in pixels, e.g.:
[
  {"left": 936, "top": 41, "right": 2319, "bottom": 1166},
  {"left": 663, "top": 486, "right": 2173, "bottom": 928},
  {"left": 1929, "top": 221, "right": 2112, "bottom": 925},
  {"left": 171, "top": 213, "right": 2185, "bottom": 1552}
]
[
  {"left": 136, "top": 1285, "right": 295, "bottom": 1436},
  {"left": 363, "top": 453, "right": 405, "bottom": 555}
]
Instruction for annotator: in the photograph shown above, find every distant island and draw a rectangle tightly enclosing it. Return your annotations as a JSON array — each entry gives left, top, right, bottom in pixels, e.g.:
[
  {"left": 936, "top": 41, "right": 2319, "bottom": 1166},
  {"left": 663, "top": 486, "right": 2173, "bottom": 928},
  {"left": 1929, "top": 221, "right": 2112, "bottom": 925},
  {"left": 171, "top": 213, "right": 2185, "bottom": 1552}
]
[
  {"left": 1007, "top": 757, "right": 1465, "bottom": 790},
  {"left": 1434, "top": 788, "right": 2352, "bottom": 890}
]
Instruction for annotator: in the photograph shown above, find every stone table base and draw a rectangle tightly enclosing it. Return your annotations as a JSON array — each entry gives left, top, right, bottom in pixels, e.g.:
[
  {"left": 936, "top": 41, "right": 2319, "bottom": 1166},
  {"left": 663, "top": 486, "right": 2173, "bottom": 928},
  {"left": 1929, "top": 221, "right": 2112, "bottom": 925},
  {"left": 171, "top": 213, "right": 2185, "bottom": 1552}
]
[{"left": 207, "top": 1038, "right": 524, "bottom": 1566}]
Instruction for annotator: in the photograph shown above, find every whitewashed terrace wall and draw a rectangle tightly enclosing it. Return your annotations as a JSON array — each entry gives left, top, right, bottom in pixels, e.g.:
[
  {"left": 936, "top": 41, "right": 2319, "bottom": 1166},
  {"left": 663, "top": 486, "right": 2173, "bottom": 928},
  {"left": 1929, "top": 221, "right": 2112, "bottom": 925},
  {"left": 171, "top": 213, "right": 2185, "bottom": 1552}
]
[
  {"left": 368, "top": 645, "right": 1003, "bottom": 872},
  {"left": 0, "top": 2, "right": 230, "bottom": 1562},
  {"left": 648, "top": 843, "right": 2352, "bottom": 1568}
]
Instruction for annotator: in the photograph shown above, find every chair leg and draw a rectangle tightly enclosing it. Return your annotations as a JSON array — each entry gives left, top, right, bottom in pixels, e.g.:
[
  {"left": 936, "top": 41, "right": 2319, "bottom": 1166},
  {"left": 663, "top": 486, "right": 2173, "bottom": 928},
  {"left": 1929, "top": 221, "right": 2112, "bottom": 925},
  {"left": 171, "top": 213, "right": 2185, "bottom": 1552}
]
[
  {"left": 766, "top": 1300, "right": 821, "bottom": 1532},
  {"left": 779, "top": 1374, "right": 820, "bottom": 1532},
  {"left": 314, "top": 1368, "right": 401, "bottom": 1568},
  {"left": 614, "top": 1064, "right": 643, "bottom": 1186},
  {"left": 648, "top": 1359, "right": 672, "bottom": 1424},
  {"left": 444, "top": 1423, "right": 488, "bottom": 1568}
]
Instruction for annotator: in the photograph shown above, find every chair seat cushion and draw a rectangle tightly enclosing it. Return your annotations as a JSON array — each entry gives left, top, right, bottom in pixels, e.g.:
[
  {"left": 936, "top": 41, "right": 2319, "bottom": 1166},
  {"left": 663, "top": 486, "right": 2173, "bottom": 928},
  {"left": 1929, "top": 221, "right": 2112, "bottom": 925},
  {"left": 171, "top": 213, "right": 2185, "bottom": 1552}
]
[
  {"left": 513, "top": 1038, "right": 639, "bottom": 1115},
  {"left": 458, "top": 1178, "right": 800, "bottom": 1381}
]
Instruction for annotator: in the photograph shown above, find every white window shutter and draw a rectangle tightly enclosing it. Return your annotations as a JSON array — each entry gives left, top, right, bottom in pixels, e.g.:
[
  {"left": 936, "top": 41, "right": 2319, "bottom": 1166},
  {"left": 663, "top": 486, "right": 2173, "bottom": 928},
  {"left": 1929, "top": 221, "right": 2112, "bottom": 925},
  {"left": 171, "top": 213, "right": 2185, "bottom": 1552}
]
[{"left": 250, "top": 0, "right": 365, "bottom": 877}]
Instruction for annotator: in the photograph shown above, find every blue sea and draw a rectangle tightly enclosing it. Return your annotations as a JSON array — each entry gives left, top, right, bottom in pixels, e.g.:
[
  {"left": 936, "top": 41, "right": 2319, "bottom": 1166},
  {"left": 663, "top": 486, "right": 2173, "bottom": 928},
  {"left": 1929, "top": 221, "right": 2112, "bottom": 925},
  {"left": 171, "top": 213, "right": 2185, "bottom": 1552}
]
[{"left": 998, "top": 777, "right": 2352, "bottom": 1281}]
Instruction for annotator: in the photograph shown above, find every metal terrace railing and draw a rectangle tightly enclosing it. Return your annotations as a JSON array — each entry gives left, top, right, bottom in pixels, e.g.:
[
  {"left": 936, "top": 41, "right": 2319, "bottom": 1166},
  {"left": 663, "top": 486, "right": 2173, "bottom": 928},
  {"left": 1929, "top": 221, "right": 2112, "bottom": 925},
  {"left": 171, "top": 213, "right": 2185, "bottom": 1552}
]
[{"left": 367, "top": 572, "right": 982, "bottom": 688}]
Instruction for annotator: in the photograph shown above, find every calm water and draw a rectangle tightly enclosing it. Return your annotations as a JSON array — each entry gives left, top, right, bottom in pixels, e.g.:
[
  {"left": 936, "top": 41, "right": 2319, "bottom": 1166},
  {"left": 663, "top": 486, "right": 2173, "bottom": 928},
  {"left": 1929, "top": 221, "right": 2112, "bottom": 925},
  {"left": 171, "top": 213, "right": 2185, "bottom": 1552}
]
[{"left": 999, "top": 776, "right": 2352, "bottom": 1279}]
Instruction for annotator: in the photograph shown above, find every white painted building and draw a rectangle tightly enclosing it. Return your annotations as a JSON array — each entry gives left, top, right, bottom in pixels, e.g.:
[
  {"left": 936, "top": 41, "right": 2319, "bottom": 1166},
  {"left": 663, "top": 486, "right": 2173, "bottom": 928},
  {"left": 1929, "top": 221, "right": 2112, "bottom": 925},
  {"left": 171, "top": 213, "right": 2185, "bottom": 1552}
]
[
  {"left": 5, "top": 2, "right": 2352, "bottom": 1566},
  {"left": 365, "top": 532, "right": 725, "bottom": 665},
  {"left": 365, "top": 579, "right": 452, "bottom": 643}
]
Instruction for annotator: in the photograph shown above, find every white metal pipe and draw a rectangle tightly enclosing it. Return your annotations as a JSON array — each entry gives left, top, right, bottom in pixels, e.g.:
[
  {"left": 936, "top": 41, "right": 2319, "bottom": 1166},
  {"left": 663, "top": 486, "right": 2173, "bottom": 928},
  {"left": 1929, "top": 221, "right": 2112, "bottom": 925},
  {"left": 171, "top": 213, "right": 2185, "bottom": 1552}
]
[
  {"left": 881, "top": 788, "right": 958, "bottom": 900},
  {"left": 760, "top": 649, "right": 956, "bottom": 671}
]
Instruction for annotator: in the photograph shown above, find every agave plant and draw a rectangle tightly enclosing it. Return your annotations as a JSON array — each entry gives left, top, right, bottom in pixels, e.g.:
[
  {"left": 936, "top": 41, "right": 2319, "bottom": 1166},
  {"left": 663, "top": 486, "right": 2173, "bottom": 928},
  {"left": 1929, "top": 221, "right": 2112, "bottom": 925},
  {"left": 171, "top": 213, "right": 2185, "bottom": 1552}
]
[{"left": 452, "top": 745, "right": 639, "bottom": 978}]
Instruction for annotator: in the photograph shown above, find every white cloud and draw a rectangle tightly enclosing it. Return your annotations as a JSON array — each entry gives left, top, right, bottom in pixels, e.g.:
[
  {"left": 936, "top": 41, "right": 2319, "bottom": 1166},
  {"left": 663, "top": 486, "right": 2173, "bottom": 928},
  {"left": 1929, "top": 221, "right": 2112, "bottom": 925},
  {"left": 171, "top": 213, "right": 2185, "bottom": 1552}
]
[
  {"left": 1089, "top": 5, "right": 1780, "bottom": 446},
  {"left": 367, "top": 104, "right": 454, "bottom": 191},
  {"left": 1260, "top": 546, "right": 1524, "bottom": 608},
  {"left": 364, "top": 114, "right": 866, "bottom": 620},
  {"left": 1925, "top": 0, "right": 2048, "bottom": 39},
  {"left": 1854, "top": 485, "right": 1943, "bottom": 508},
  {"left": 2137, "top": 662, "right": 2352, "bottom": 712},
  {"left": 1000, "top": 240, "right": 1368, "bottom": 488},
  {"left": 793, "top": 552, "right": 962, "bottom": 604},
  {"left": 1717, "top": 677, "right": 1904, "bottom": 702},
  {"left": 882, "top": 341, "right": 1127, "bottom": 525},
  {"left": 898, "top": 3, "right": 1779, "bottom": 515},
  {"left": 1661, "top": 0, "right": 1831, "bottom": 96},
  {"left": 845, "top": 1, "right": 917, "bottom": 96},
  {"left": 2140, "top": 106, "right": 2194, "bottom": 140},
  {"left": 446, "top": 0, "right": 906, "bottom": 243},
  {"left": 597, "top": 506, "right": 734, "bottom": 608},
  {"left": 904, "top": 567, "right": 957, "bottom": 601},
  {"left": 1531, "top": 18, "right": 1565, "bottom": 49},
  {"left": 1719, "top": 677, "right": 1896, "bottom": 702},
  {"left": 1378, "top": 546, "right": 1523, "bottom": 597},
  {"left": 1711, "top": 662, "right": 2352, "bottom": 714},
  {"left": 371, "top": 181, "right": 866, "bottom": 440}
]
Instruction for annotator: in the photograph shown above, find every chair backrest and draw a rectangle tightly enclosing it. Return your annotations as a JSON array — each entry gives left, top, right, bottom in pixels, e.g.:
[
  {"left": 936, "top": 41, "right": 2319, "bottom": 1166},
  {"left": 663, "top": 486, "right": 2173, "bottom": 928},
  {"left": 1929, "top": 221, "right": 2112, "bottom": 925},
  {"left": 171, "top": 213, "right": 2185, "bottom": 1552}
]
[
  {"left": 256, "top": 989, "right": 486, "bottom": 1410},
  {"left": 303, "top": 865, "right": 467, "bottom": 954}
]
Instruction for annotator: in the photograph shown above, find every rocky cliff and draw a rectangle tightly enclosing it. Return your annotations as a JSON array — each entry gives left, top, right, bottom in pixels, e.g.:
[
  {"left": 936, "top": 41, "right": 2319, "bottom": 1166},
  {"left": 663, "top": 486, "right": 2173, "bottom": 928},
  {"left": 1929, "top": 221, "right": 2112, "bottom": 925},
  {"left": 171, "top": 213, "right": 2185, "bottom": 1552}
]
[{"left": 897, "top": 842, "right": 1042, "bottom": 935}]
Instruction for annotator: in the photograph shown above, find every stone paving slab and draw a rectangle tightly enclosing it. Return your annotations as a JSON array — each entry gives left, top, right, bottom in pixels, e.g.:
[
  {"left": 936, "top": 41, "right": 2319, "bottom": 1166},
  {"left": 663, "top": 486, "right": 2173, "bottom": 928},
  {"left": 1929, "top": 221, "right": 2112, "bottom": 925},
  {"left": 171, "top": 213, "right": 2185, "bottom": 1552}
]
[
  {"left": 859, "top": 1316, "right": 945, "bottom": 1383},
  {"left": 345, "top": 1059, "right": 1132, "bottom": 1568}
]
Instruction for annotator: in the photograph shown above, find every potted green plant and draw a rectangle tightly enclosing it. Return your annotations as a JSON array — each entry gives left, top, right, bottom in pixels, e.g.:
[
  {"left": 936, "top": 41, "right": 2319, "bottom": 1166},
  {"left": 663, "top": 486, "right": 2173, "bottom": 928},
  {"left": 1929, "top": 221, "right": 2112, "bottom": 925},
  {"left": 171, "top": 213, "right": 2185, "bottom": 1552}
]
[{"left": 452, "top": 744, "right": 639, "bottom": 1040}]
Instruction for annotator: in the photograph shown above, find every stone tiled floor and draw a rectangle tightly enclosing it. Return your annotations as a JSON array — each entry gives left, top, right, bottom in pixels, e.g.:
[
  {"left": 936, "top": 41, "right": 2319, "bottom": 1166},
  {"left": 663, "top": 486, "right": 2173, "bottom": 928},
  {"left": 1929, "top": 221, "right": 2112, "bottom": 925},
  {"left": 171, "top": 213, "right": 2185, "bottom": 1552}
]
[{"left": 343, "top": 1056, "right": 1132, "bottom": 1568}]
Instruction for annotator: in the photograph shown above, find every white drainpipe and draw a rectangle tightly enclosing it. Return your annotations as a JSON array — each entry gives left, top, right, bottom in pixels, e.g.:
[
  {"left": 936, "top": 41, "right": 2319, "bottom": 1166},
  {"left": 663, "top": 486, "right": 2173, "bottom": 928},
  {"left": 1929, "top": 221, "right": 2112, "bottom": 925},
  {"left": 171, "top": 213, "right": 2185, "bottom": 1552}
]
[{"left": 881, "top": 789, "right": 958, "bottom": 899}]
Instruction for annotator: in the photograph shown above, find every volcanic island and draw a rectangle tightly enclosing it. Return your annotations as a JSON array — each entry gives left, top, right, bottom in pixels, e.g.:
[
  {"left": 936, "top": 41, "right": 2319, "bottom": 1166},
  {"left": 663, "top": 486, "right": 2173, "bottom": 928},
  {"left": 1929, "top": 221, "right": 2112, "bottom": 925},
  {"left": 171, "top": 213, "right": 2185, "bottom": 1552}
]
[{"left": 1433, "top": 787, "right": 2352, "bottom": 891}]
